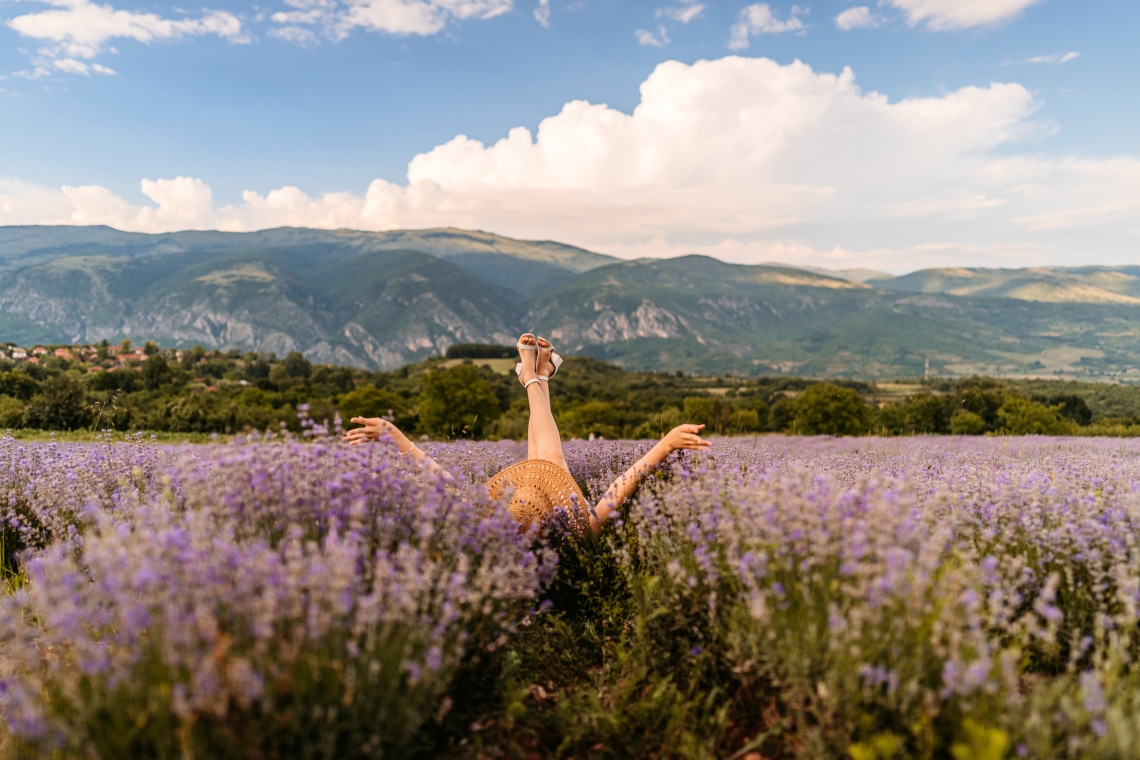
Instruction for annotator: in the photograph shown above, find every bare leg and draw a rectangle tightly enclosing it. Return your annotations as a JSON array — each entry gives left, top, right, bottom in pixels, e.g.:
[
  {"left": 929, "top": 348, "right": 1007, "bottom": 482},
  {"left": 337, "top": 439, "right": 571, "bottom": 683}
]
[{"left": 526, "top": 380, "right": 568, "bottom": 471}]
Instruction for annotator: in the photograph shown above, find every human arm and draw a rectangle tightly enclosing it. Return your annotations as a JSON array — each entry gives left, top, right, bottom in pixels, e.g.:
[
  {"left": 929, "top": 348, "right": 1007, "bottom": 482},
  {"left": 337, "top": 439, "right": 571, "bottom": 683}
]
[
  {"left": 589, "top": 424, "right": 710, "bottom": 533},
  {"left": 342, "top": 416, "right": 447, "bottom": 476}
]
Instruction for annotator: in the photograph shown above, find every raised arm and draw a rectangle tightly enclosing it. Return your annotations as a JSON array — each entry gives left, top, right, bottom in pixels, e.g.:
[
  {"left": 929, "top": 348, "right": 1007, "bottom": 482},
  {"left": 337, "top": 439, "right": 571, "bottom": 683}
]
[
  {"left": 590, "top": 424, "right": 710, "bottom": 533},
  {"left": 343, "top": 416, "right": 448, "bottom": 477}
]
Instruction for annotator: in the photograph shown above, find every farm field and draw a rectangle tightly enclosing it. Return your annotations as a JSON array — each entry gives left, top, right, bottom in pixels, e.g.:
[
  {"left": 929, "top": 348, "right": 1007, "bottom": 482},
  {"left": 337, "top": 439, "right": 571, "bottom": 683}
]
[{"left": 3, "top": 433, "right": 1140, "bottom": 758}]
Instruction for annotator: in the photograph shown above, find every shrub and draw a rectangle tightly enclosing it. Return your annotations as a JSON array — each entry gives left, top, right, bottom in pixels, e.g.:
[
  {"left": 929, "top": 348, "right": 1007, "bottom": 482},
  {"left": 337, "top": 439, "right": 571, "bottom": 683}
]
[{"left": 949, "top": 409, "right": 987, "bottom": 435}]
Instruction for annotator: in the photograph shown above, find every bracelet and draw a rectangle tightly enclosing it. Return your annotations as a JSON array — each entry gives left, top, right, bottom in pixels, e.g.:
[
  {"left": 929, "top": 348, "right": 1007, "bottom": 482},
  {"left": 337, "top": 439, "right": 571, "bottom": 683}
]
[{"left": 401, "top": 444, "right": 419, "bottom": 457}]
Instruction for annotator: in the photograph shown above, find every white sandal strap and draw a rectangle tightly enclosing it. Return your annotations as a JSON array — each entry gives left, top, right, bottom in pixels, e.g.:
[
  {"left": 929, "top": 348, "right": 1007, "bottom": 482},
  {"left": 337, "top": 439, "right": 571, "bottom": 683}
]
[{"left": 536, "top": 348, "right": 562, "bottom": 381}]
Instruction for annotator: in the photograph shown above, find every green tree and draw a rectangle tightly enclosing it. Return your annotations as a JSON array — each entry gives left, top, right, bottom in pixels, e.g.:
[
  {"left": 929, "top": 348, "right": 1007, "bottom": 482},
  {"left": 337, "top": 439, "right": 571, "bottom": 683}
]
[
  {"left": 283, "top": 351, "right": 313, "bottom": 379},
  {"left": 558, "top": 400, "right": 623, "bottom": 439},
  {"left": 142, "top": 355, "right": 173, "bottom": 391},
  {"left": 143, "top": 340, "right": 159, "bottom": 356},
  {"left": 338, "top": 385, "right": 407, "bottom": 422},
  {"left": 949, "top": 409, "right": 987, "bottom": 435},
  {"left": 904, "top": 393, "right": 948, "bottom": 434},
  {"left": 0, "top": 371, "right": 40, "bottom": 401},
  {"left": 793, "top": 383, "right": 872, "bottom": 436},
  {"left": 873, "top": 404, "right": 907, "bottom": 435},
  {"left": 997, "top": 396, "right": 1076, "bottom": 435},
  {"left": 768, "top": 396, "right": 795, "bottom": 432},
  {"left": 25, "top": 374, "right": 88, "bottom": 430},
  {"left": 632, "top": 406, "right": 684, "bottom": 440},
  {"left": 0, "top": 396, "right": 26, "bottom": 428},
  {"left": 730, "top": 408, "right": 761, "bottom": 433},
  {"left": 417, "top": 365, "right": 501, "bottom": 439}
]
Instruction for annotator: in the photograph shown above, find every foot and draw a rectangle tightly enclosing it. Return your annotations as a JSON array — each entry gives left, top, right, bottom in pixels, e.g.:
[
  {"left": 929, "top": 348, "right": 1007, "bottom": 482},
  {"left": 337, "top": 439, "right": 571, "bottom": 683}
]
[
  {"left": 536, "top": 337, "right": 562, "bottom": 380},
  {"left": 516, "top": 333, "right": 540, "bottom": 387}
]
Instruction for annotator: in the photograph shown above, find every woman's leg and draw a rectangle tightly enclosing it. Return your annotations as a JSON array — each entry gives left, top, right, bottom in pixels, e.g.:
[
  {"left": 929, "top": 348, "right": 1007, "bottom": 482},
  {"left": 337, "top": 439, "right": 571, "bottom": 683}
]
[{"left": 526, "top": 380, "right": 568, "bottom": 471}]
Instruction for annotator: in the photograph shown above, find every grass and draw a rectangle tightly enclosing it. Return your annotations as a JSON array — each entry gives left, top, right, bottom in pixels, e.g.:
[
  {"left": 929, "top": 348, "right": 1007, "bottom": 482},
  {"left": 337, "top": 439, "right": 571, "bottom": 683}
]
[{"left": 1, "top": 428, "right": 225, "bottom": 444}]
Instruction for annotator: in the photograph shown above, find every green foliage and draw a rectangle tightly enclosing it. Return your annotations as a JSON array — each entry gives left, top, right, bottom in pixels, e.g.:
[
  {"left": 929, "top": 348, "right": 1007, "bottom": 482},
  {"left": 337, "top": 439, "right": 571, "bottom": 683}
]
[
  {"left": 904, "top": 393, "right": 948, "bottom": 434},
  {"left": 141, "top": 355, "right": 173, "bottom": 391},
  {"left": 26, "top": 374, "right": 88, "bottom": 431},
  {"left": 418, "top": 365, "right": 502, "bottom": 439},
  {"left": 0, "top": 371, "right": 39, "bottom": 401},
  {"left": 558, "top": 400, "right": 623, "bottom": 439},
  {"left": 0, "top": 395, "right": 27, "bottom": 428},
  {"left": 5, "top": 343, "right": 1140, "bottom": 439},
  {"left": 873, "top": 404, "right": 907, "bottom": 435},
  {"left": 337, "top": 385, "right": 407, "bottom": 422},
  {"left": 793, "top": 383, "right": 872, "bottom": 435},
  {"left": 283, "top": 351, "right": 313, "bottom": 379},
  {"left": 949, "top": 409, "right": 987, "bottom": 435},
  {"left": 997, "top": 396, "right": 1077, "bottom": 435}
]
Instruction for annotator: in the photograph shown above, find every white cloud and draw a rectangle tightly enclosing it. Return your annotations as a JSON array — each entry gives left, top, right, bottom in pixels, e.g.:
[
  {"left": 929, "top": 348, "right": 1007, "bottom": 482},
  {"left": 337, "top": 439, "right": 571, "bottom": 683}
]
[
  {"left": 5, "top": 56, "right": 1140, "bottom": 270},
  {"left": 534, "top": 0, "right": 550, "bottom": 27},
  {"left": 728, "top": 4, "right": 804, "bottom": 50},
  {"left": 636, "top": 26, "right": 670, "bottom": 47},
  {"left": 885, "top": 0, "right": 1043, "bottom": 30},
  {"left": 7, "top": 0, "right": 246, "bottom": 75},
  {"left": 657, "top": 1, "right": 704, "bottom": 24},
  {"left": 834, "top": 6, "right": 877, "bottom": 30},
  {"left": 1006, "top": 51, "right": 1080, "bottom": 66},
  {"left": 271, "top": 0, "right": 513, "bottom": 40}
]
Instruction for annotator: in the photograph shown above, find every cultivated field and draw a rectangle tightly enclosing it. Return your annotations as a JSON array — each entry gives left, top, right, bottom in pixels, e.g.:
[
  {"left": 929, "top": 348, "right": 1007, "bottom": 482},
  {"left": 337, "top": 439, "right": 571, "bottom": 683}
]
[{"left": 3, "top": 433, "right": 1140, "bottom": 758}]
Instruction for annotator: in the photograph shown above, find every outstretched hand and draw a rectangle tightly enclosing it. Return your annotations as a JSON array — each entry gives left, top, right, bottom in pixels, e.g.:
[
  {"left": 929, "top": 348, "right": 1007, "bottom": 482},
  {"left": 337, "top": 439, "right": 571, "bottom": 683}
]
[
  {"left": 661, "top": 423, "right": 712, "bottom": 453},
  {"left": 342, "top": 416, "right": 396, "bottom": 446}
]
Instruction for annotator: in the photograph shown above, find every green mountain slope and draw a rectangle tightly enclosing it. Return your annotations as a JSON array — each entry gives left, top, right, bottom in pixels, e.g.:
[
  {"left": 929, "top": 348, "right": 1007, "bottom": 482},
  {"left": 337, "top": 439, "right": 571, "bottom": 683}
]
[
  {"left": 878, "top": 266, "right": 1140, "bottom": 304},
  {"left": 0, "top": 225, "right": 615, "bottom": 296},
  {"left": 526, "top": 256, "right": 1140, "bottom": 379},
  {"left": 3, "top": 226, "right": 1140, "bottom": 380}
]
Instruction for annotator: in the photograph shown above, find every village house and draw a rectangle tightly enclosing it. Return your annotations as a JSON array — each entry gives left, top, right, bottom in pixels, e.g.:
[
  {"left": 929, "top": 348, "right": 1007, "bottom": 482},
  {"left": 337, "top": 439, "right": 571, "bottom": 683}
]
[
  {"left": 32, "top": 346, "right": 47, "bottom": 356},
  {"left": 10, "top": 347, "right": 27, "bottom": 360},
  {"left": 54, "top": 348, "right": 75, "bottom": 361}
]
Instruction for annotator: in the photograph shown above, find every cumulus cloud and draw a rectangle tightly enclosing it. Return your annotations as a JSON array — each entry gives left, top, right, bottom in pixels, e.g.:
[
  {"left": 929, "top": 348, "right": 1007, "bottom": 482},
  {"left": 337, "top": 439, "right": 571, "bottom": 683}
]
[
  {"left": 885, "top": 0, "right": 1043, "bottom": 30},
  {"left": 728, "top": 4, "right": 804, "bottom": 50},
  {"left": 271, "top": 0, "right": 513, "bottom": 40},
  {"left": 5, "top": 56, "right": 1140, "bottom": 270},
  {"left": 7, "top": 0, "right": 246, "bottom": 75},
  {"left": 834, "top": 6, "right": 877, "bottom": 30}
]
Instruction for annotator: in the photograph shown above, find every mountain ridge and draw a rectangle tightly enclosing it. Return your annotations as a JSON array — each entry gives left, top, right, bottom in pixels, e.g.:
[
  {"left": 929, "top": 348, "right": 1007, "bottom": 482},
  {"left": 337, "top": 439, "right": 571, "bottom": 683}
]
[{"left": 2, "top": 225, "right": 1139, "bottom": 381}]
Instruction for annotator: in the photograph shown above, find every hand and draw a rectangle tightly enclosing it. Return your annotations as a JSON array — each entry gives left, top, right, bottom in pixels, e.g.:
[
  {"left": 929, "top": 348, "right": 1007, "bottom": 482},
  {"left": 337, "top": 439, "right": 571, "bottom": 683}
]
[
  {"left": 343, "top": 416, "right": 397, "bottom": 446},
  {"left": 660, "top": 424, "right": 712, "bottom": 453}
]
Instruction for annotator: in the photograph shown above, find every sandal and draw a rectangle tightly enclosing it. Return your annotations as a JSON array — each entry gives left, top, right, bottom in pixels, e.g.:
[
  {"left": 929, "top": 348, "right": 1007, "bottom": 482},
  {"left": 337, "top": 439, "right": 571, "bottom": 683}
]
[
  {"left": 516, "top": 333, "right": 542, "bottom": 388},
  {"left": 536, "top": 337, "right": 563, "bottom": 381}
]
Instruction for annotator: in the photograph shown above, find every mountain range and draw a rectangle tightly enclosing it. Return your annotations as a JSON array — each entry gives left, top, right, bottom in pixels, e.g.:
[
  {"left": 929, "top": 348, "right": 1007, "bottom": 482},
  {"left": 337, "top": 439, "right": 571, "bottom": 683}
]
[{"left": 1, "top": 225, "right": 1139, "bottom": 381}]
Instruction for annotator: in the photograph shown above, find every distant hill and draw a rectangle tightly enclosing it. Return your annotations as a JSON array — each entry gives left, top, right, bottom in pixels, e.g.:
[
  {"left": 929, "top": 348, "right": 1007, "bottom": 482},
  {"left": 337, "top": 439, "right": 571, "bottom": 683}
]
[
  {"left": 2, "top": 225, "right": 1140, "bottom": 380},
  {"left": 878, "top": 266, "right": 1140, "bottom": 304}
]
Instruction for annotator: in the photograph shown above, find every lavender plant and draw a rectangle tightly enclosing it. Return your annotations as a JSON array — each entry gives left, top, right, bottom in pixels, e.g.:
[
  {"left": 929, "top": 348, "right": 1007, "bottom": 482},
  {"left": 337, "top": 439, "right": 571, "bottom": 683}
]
[
  {"left": 1, "top": 438, "right": 554, "bottom": 758},
  {"left": 4, "top": 434, "right": 1140, "bottom": 759}
]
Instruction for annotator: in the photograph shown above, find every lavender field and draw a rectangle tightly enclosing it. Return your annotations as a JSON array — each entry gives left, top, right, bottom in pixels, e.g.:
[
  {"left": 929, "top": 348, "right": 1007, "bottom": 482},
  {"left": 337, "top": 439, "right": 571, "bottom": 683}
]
[{"left": 3, "top": 433, "right": 1140, "bottom": 759}]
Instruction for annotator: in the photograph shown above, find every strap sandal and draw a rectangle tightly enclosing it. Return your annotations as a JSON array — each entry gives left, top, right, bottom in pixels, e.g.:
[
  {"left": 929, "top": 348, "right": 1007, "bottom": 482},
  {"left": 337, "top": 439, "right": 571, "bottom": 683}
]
[
  {"left": 516, "top": 333, "right": 541, "bottom": 388},
  {"left": 536, "top": 337, "right": 563, "bottom": 381}
]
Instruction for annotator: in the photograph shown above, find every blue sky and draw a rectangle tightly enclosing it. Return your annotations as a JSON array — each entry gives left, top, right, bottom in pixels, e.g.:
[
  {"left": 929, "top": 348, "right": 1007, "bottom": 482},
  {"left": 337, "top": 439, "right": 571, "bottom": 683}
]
[{"left": 1, "top": 0, "right": 1137, "bottom": 271}]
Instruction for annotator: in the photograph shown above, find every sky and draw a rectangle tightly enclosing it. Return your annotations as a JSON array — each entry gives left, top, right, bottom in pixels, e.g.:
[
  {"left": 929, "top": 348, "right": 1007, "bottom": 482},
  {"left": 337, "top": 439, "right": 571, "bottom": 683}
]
[{"left": 0, "top": 0, "right": 1137, "bottom": 273}]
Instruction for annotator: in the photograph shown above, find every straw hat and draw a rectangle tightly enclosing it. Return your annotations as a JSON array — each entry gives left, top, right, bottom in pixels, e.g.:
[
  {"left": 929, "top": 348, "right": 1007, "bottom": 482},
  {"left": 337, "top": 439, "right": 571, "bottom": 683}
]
[{"left": 486, "top": 459, "right": 590, "bottom": 532}]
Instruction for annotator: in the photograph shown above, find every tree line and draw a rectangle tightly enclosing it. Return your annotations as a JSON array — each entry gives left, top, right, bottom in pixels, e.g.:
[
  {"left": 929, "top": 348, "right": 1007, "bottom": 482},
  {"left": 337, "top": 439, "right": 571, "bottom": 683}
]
[{"left": 2, "top": 342, "right": 1139, "bottom": 438}]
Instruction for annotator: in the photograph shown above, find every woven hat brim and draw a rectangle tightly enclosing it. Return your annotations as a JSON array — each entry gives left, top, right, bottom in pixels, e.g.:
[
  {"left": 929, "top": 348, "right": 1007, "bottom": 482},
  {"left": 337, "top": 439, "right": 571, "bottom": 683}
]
[{"left": 486, "top": 459, "right": 589, "bottom": 529}]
